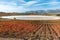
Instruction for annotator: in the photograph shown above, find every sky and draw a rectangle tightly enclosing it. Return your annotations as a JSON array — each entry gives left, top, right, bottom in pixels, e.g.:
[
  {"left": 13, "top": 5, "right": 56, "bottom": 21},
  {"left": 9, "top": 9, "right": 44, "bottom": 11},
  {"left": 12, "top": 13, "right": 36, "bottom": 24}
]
[{"left": 0, "top": 0, "right": 60, "bottom": 13}]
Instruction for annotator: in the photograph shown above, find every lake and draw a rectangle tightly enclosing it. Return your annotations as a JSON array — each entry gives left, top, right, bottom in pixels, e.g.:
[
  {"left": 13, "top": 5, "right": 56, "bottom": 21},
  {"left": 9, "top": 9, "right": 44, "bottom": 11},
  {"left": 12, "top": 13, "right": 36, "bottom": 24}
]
[{"left": 1, "top": 15, "right": 60, "bottom": 20}]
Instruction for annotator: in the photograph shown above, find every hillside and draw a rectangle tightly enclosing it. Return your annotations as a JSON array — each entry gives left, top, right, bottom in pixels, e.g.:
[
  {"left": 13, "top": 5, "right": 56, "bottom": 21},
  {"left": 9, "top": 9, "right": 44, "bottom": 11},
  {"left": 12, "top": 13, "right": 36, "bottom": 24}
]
[{"left": 0, "top": 9, "right": 60, "bottom": 16}]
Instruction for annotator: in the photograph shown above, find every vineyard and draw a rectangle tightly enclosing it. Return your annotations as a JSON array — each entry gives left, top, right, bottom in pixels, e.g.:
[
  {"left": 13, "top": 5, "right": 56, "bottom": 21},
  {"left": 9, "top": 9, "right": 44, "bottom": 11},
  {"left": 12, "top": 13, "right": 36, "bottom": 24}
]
[{"left": 0, "top": 20, "right": 60, "bottom": 40}]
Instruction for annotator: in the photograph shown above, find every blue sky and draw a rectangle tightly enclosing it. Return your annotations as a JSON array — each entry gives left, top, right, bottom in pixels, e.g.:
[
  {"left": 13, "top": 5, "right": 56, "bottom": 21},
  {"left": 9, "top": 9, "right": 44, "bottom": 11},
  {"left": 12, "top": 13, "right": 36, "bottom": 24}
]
[{"left": 0, "top": 0, "right": 60, "bottom": 12}]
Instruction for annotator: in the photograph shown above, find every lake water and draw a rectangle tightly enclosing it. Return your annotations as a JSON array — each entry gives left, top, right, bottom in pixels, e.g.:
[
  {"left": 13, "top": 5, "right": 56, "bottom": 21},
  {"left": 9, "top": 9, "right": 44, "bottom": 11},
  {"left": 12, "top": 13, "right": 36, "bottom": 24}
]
[{"left": 1, "top": 15, "right": 60, "bottom": 20}]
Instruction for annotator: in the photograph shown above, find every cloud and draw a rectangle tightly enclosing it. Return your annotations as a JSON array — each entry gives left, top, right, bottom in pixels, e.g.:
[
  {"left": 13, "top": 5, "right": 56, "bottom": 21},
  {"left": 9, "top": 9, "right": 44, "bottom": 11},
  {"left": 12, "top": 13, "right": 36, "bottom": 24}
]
[
  {"left": 0, "top": 0, "right": 39, "bottom": 12},
  {"left": 0, "top": 0, "right": 27, "bottom": 12},
  {"left": 19, "top": 0, "right": 26, "bottom": 3},
  {"left": 0, "top": 4, "right": 27, "bottom": 12},
  {"left": 0, "top": 5, "right": 15, "bottom": 12},
  {"left": 23, "top": 0, "right": 60, "bottom": 11},
  {"left": 30, "top": 1, "right": 60, "bottom": 9},
  {"left": 0, "top": 1, "right": 17, "bottom": 6},
  {"left": 22, "top": 1, "right": 37, "bottom": 6},
  {"left": 0, "top": 0, "right": 60, "bottom": 12}
]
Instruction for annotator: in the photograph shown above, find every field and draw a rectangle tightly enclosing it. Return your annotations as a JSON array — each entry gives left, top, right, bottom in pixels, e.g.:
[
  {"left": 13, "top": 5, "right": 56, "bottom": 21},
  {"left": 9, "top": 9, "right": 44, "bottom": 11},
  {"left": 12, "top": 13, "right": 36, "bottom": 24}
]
[{"left": 0, "top": 20, "right": 60, "bottom": 40}]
